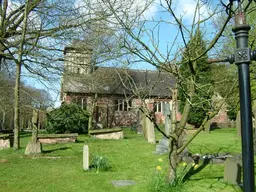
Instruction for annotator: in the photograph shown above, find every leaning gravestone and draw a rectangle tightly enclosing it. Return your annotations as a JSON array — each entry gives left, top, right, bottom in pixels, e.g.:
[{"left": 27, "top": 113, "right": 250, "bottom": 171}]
[
  {"left": 236, "top": 111, "right": 241, "bottom": 137},
  {"left": 224, "top": 157, "right": 242, "bottom": 185},
  {"left": 146, "top": 117, "right": 155, "bottom": 144},
  {"left": 156, "top": 103, "right": 171, "bottom": 154},
  {"left": 25, "top": 110, "right": 42, "bottom": 155}
]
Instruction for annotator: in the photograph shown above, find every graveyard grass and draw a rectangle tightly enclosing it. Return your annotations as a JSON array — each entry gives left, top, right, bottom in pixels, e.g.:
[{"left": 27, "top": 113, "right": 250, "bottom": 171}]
[{"left": 0, "top": 128, "right": 246, "bottom": 192}]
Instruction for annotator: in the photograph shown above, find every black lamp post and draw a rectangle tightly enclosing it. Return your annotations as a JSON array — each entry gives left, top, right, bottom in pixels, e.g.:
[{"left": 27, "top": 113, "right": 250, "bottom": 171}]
[{"left": 224, "top": 0, "right": 255, "bottom": 191}]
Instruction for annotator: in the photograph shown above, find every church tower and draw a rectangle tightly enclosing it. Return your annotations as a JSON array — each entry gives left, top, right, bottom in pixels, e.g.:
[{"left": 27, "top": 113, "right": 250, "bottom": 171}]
[{"left": 63, "top": 46, "right": 93, "bottom": 75}]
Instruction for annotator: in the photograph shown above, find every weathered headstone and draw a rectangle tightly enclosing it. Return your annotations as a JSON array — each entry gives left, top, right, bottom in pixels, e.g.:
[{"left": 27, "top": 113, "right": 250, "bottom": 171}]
[
  {"left": 230, "top": 120, "right": 236, "bottom": 128},
  {"left": 111, "top": 180, "right": 136, "bottom": 187},
  {"left": 224, "top": 157, "right": 242, "bottom": 185},
  {"left": 141, "top": 113, "right": 147, "bottom": 139},
  {"left": 83, "top": 145, "right": 89, "bottom": 171},
  {"left": 146, "top": 117, "right": 155, "bottom": 144},
  {"left": 31, "top": 110, "right": 39, "bottom": 143},
  {"left": 0, "top": 134, "right": 10, "bottom": 149},
  {"left": 164, "top": 103, "right": 171, "bottom": 134},
  {"left": 136, "top": 110, "right": 143, "bottom": 134},
  {"left": 25, "top": 109, "right": 42, "bottom": 155},
  {"left": 236, "top": 111, "right": 241, "bottom": 137},
  {"left": 156, "top": 103, "right": 171, "bottom": 154}
]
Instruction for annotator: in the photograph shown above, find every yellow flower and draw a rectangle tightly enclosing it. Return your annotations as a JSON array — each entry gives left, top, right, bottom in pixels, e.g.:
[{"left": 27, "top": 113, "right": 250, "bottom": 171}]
[
  {"left": 158, "top": 158, "right": 163, "bottom": 162},
  {"left": 194, "top": 164, "right": 199, "bottom": 170},
  {"left": 182, "top": 162, "right": 187, "bottom": 167},
  {"left": 156, "top": 166, "right": 162, "bottom": 171},
  {"left": 191, "top": 163, "right": 195, "bottom": 166}
]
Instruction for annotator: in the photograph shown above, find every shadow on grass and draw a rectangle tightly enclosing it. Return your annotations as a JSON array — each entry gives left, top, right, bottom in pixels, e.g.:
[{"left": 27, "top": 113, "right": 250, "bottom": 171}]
[
  {"left": 183, "top": 158, "right": 243, "bottom": 191},
  {"left": 183, "top": 158, "right": 211, "bottom": 181},
  {"left": 191, "top": 176, "right": 242, "bottom": 191},
  {"left": 43, "top": 147, "right": 70, "bottom": 154}
]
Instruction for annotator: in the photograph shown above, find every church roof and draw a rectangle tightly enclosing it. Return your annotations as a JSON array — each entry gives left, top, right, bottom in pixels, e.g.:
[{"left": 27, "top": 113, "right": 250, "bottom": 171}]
[{"left": 62, "top": 67, "right": 176, "bottom": 98}]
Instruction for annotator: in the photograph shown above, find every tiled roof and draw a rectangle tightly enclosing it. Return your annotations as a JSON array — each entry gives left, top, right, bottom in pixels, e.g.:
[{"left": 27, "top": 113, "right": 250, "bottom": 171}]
[{"left": 62, "top": 67, "right": 176, "bottom": 98}]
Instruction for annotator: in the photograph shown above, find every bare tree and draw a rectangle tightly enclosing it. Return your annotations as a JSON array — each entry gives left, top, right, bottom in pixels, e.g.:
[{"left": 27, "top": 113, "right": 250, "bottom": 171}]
[
  {"left": 87, "top": 0, "right": 249, "bottom": 183},
  {"left": 0, "top": 0, "right": 110, "bottom": 149}
]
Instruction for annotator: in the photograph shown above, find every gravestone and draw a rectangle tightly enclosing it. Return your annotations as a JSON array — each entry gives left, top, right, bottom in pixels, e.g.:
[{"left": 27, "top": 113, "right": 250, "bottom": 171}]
[
  {"left": 111, "top": 180, "right": 136, "bottom": 187},
  {"left": 146, "top": 117, "right": 155, "bottom": 144},
  {"left": 236, "top": 111, "right": 241, "bottom": 137},
  {"left": 156, "top": 103, "right": 171, "bottom": 154},
  {"left": 0, "top": 134, "right": 11, "bottom": 149},
  {"left": 141, "top": 113, "right": 147, "bottom": 139},
  {"left": 136, "top": 110, "right": 143, "bottom": 134},
  {"left": 230, "top": 120, "right": 236, "bottom": 128},
  {"left": 25, "top": 110, "right": 42, "bottom": 155},
  {"left": 83, "top": 145, "right": 89, "bottom": 171},
  {"left": 164, "top": 103, "right": 171, "bottom": 134},
  {"left": 224, "top": 157, "right": 242, "bottom": 185}
]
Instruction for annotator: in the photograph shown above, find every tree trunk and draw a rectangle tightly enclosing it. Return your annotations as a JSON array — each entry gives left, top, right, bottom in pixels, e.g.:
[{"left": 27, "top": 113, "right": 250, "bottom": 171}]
[
  {"left": 1, "top": 111, "right": 5, "bottom": 130},
  {"left": 13, "top": 0, "right": 29, "bottom": 150},
  {"left": 88, "top": 116, "right": 92, "bottom": 133},
  {"left": 168, "top": 139, "right": 178, "bottom": 182},
  {"left": 142, "top": 113, "right": 147, "bottom": 139},
  {"left": 205, "top": 120, "right": 211, "bottom": 133},
  {"left": 88, "top": 94, "right": 97, "bottom": 133},
  {"left": 168, "top": 88, "right": 179, "bottom": 183},
  {"left": 167, "top": 83, "right": 193, "bottom": 183},
  {"left": 13, "top": 63, "right": 21, "bottom": 150},
  {"left": 31, "top": 110, "right": 39, "bottom": 143},
  {"left": 13, "top": 62, "right": 21, "bottom": 150}
]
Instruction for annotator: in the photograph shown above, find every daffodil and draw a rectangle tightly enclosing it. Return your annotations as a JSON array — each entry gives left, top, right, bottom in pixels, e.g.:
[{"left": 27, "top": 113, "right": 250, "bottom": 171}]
[
  {"left": 191, "top": 163, "right": 195, "bottom": 166},
  {"left": 156, "top": 166, "right": 162, "bottom": 171},
  {"left": 158, "top": 158, "right": 163, "bottom": 162},
  {"left": 194, "top": 164, "right": 199, "bottom": 170}
]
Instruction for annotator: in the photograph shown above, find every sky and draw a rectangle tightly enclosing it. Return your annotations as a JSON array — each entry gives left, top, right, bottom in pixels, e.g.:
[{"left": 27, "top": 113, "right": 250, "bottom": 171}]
[
  {"left": 122, "top": 0, "right": 225, "bottom": 69},
  {"left": 22, "top": 0, "right": 232, "bottom": 108}
]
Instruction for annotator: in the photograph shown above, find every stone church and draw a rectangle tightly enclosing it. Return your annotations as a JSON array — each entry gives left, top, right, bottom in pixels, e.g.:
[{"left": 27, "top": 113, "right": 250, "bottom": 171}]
[{"left": 60, "top": 46, "right": 177, "bottom": 128}]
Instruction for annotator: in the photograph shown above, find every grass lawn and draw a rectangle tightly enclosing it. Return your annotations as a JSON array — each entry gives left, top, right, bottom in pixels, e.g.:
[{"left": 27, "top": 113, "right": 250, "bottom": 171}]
[{"left": 0, "top": 128, "right": 249, "bottom": 192}]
